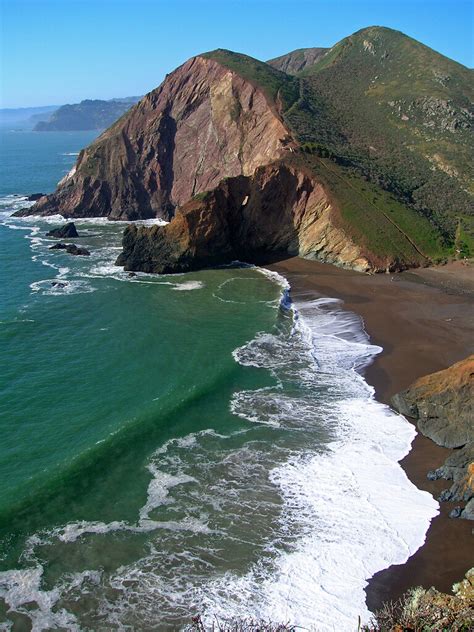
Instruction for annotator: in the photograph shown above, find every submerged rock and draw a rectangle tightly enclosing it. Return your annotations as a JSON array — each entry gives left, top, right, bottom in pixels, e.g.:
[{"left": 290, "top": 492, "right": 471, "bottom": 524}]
[
  {"left": 46, "top": 222, "right": 79, "bottom": 238},
  {"left": 49, "top": 243, "right": 90, "bottom": 256}
]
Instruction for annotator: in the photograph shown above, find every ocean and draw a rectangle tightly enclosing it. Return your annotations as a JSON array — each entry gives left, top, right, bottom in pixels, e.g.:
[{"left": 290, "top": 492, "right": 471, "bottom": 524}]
[{"left": 0, "top": 130, "right": 438, "bottom": 631}]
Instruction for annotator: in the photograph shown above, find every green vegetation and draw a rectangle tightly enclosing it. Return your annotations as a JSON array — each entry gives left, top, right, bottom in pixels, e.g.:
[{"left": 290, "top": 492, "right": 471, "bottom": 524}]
[
  {"left": 203, "top": 50, "right": 299, "bottom": 110},
  {"left": 291, "top": 152, "right": 443, "bottom": 264},
  {"left": 205, "top": 28, "right": 473, "bottom": 263},
  {"left": 187, "top": 616, "right": 295, "bottom": 631},
  {"left": 363, "top": 569, "right": 474, "bottom": 631},
  {"left": 293, "top": 27, "right": 473, "bottom": 235}
]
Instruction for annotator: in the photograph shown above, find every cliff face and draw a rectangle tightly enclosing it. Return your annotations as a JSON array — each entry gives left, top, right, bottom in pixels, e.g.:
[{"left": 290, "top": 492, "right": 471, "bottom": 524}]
[
  {"left": 22, "top": 56, "right": 292, "bottom": 220},
  {"left": 116, "top": 163, "right": 373, "bottom": 273},
  {"left": 392, "top": 355, "right": 474, "bottom": 449},
  {"left": 392, "top": 355, "right": 474, "bottom": 519}
]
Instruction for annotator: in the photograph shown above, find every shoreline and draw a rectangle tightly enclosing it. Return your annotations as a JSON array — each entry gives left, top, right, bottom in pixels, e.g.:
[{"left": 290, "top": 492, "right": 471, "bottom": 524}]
[{"left": 268, "top": 257, "right": 474, "bottom": 611}]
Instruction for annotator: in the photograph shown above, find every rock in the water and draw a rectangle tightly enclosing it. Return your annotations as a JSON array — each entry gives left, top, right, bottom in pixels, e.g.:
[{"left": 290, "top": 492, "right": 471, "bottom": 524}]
[
  {"left": 46, "top": 222, "right": 79, "bottom": 238},
  {"left": 49, "top": 243, "right": 90, "bottom": 256},
  {"left": 439, "top": 489, "right": 454, "bottom": 502},
  {"left": 449, "top": 506, "right": 462, "bottom": 519},
  {"left": 27, "top": 193, "right": 45, "bottom": 201},
  {"left": 435, "top": 444, "right": 474, "bottom": 502},
  {"left": 51, "top": 281, "right": 67, "bottom": 288}
]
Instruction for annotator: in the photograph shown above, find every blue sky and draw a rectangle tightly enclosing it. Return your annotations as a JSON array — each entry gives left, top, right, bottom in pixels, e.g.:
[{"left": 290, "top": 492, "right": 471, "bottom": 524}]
[{"left": 1, "top": 0, "right": 473, "bottom": 108}]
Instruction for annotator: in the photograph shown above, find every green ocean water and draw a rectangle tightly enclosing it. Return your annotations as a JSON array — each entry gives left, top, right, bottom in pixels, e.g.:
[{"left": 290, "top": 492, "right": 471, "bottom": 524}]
[{"left": 0, "top": 130, "right": 437, "bottom": 631}]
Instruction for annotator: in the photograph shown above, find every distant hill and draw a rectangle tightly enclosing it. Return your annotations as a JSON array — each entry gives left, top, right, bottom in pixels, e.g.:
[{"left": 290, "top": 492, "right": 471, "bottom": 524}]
[
  {"left": 267, "top": 47, "right": 328, "bottom": 74},
  {"left": 34, "top": 97, "right": 141, "bottom": 131},
  {"left": 0, "top": 105, "right": 59, "bottom": 129}
]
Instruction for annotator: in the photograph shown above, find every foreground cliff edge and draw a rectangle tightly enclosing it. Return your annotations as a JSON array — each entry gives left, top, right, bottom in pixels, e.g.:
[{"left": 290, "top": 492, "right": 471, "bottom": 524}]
[
  {"left": 16, "top": 26, "right": 473, "bottom": 274},
  {"left": 392, "top": 355, "right": 474, "bottom": 521}
]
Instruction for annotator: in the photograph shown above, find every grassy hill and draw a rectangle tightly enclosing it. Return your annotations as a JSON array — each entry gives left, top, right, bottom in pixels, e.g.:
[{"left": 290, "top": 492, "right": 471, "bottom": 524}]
[{"left": 206, "top": 27, "right": 473, "bottom": 261}]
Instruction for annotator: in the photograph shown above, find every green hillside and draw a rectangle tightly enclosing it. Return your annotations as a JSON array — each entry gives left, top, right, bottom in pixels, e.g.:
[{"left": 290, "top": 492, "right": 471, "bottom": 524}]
[{"left": 205, "top": 28, "right": 473, "bottom": 260}]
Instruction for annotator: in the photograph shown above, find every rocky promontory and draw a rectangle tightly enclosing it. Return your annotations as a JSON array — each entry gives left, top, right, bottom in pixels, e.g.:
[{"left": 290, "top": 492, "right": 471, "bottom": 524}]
[
  {"left": 116, "top": 163, "right": 375, "bottom": 273},
  {"left": 15, "top": 28, "right": 473, "bottom": 273},
  {"left": 392, "top": 355, "right": 474, "bottom": 519},
  {"left": 16, "top": 55, "right": 292, "bottom": 221}
]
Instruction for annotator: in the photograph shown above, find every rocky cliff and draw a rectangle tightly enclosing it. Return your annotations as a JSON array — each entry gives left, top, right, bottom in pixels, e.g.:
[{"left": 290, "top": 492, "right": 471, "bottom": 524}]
[
  {"left": 116, "top": 162, "right": 372, "bottom": 273},
  {"left": 392, "top": 356, "right": 474, "bottom": 519},
  {"left": 18, "top": 56, "right": 292, "bottom": 221}
]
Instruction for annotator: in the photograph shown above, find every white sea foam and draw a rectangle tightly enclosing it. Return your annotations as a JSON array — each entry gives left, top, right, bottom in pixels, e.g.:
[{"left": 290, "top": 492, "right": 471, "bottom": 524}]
[
  {"left": 171, "top": 280, "right": 204, "bottom": 291},
  {"left": 29, "top": 278, "right": 96, "bottom": 296},
  {"left": 200, "top": 276, "right": 438, "bottom": 630},
  {"left": 0, "top": 566, "right": 79, "bottom": 631}
]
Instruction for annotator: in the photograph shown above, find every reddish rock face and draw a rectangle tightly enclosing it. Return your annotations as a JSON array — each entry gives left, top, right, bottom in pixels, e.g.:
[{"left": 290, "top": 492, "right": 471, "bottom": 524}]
[
  {"left": 22, "top": 57, "right": 292, "bottom": 220},
  {"left": 116, "top": 163, "right": 373, "bottom": 273}
]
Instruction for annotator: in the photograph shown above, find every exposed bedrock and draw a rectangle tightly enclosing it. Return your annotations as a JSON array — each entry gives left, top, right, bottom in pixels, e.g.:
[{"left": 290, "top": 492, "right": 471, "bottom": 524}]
[
  {"left": 392, "top": 355, "right": 474, "bottom": 518},
  {"left": 15, "top": 56, "right": 292, "bottom": 221},
  {"left": 116, "top": 163, "right": 374, "bottom": 273},
  {"left": 392, "top": 356, "right": 474, "bottom": 449}
]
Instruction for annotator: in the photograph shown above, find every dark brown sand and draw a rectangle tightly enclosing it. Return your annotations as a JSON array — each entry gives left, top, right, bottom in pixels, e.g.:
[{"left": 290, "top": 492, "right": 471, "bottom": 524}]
[{"left": 268, "top": 258, "right": 474, "bottom": 611}]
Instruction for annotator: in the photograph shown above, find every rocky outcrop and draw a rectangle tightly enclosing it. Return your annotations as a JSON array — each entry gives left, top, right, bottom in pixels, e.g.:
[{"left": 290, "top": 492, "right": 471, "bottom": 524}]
[
  {"left": 27, "top": 193, "right": 45, "bottom": 201},
  {"left": 116, "top": 163, "right": 373, "bottom": 273},
  {"left": 392, "top": 356, "right": 473, "bottom": 448},
  {"left": 49, "top": 243, "right": 90, "bottom": 256},
  {"left": 392, "top": 356, "right": 474, "bottom": 519},
  {"left": 17, "top": 56, "right": 292, "bottom": 221},
  {"left": 46, "top": 222, "right": 79, "bottom": 238}
]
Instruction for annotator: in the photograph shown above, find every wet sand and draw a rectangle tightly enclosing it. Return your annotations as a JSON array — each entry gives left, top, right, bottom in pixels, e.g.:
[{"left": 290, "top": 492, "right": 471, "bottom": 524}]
[{"left": 268, "top": 257, "right": 474, "bottom": 611}]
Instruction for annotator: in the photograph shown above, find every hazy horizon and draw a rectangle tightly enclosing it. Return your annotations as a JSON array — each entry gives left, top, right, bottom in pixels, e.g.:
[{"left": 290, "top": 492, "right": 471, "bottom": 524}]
[{"left": 1, "top": 0, "right": 473, "bottom": 109}]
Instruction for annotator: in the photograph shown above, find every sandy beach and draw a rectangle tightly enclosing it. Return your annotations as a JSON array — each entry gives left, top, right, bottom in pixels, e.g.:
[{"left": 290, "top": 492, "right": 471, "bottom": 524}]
[{"left": 268, "top": 257, "right": 474, "bottom": 611}]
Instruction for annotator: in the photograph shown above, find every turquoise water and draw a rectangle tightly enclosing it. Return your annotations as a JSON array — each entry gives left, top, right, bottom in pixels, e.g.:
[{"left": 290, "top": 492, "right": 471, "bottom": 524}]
[{"left": 0, "top": 130, "right": 437, "bottom": 630}]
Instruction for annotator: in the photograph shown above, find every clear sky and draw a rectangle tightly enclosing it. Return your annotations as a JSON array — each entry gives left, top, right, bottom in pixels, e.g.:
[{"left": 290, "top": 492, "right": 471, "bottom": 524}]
[{"left": 1, "top": 0, "right": 473, "bottom": 108}]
